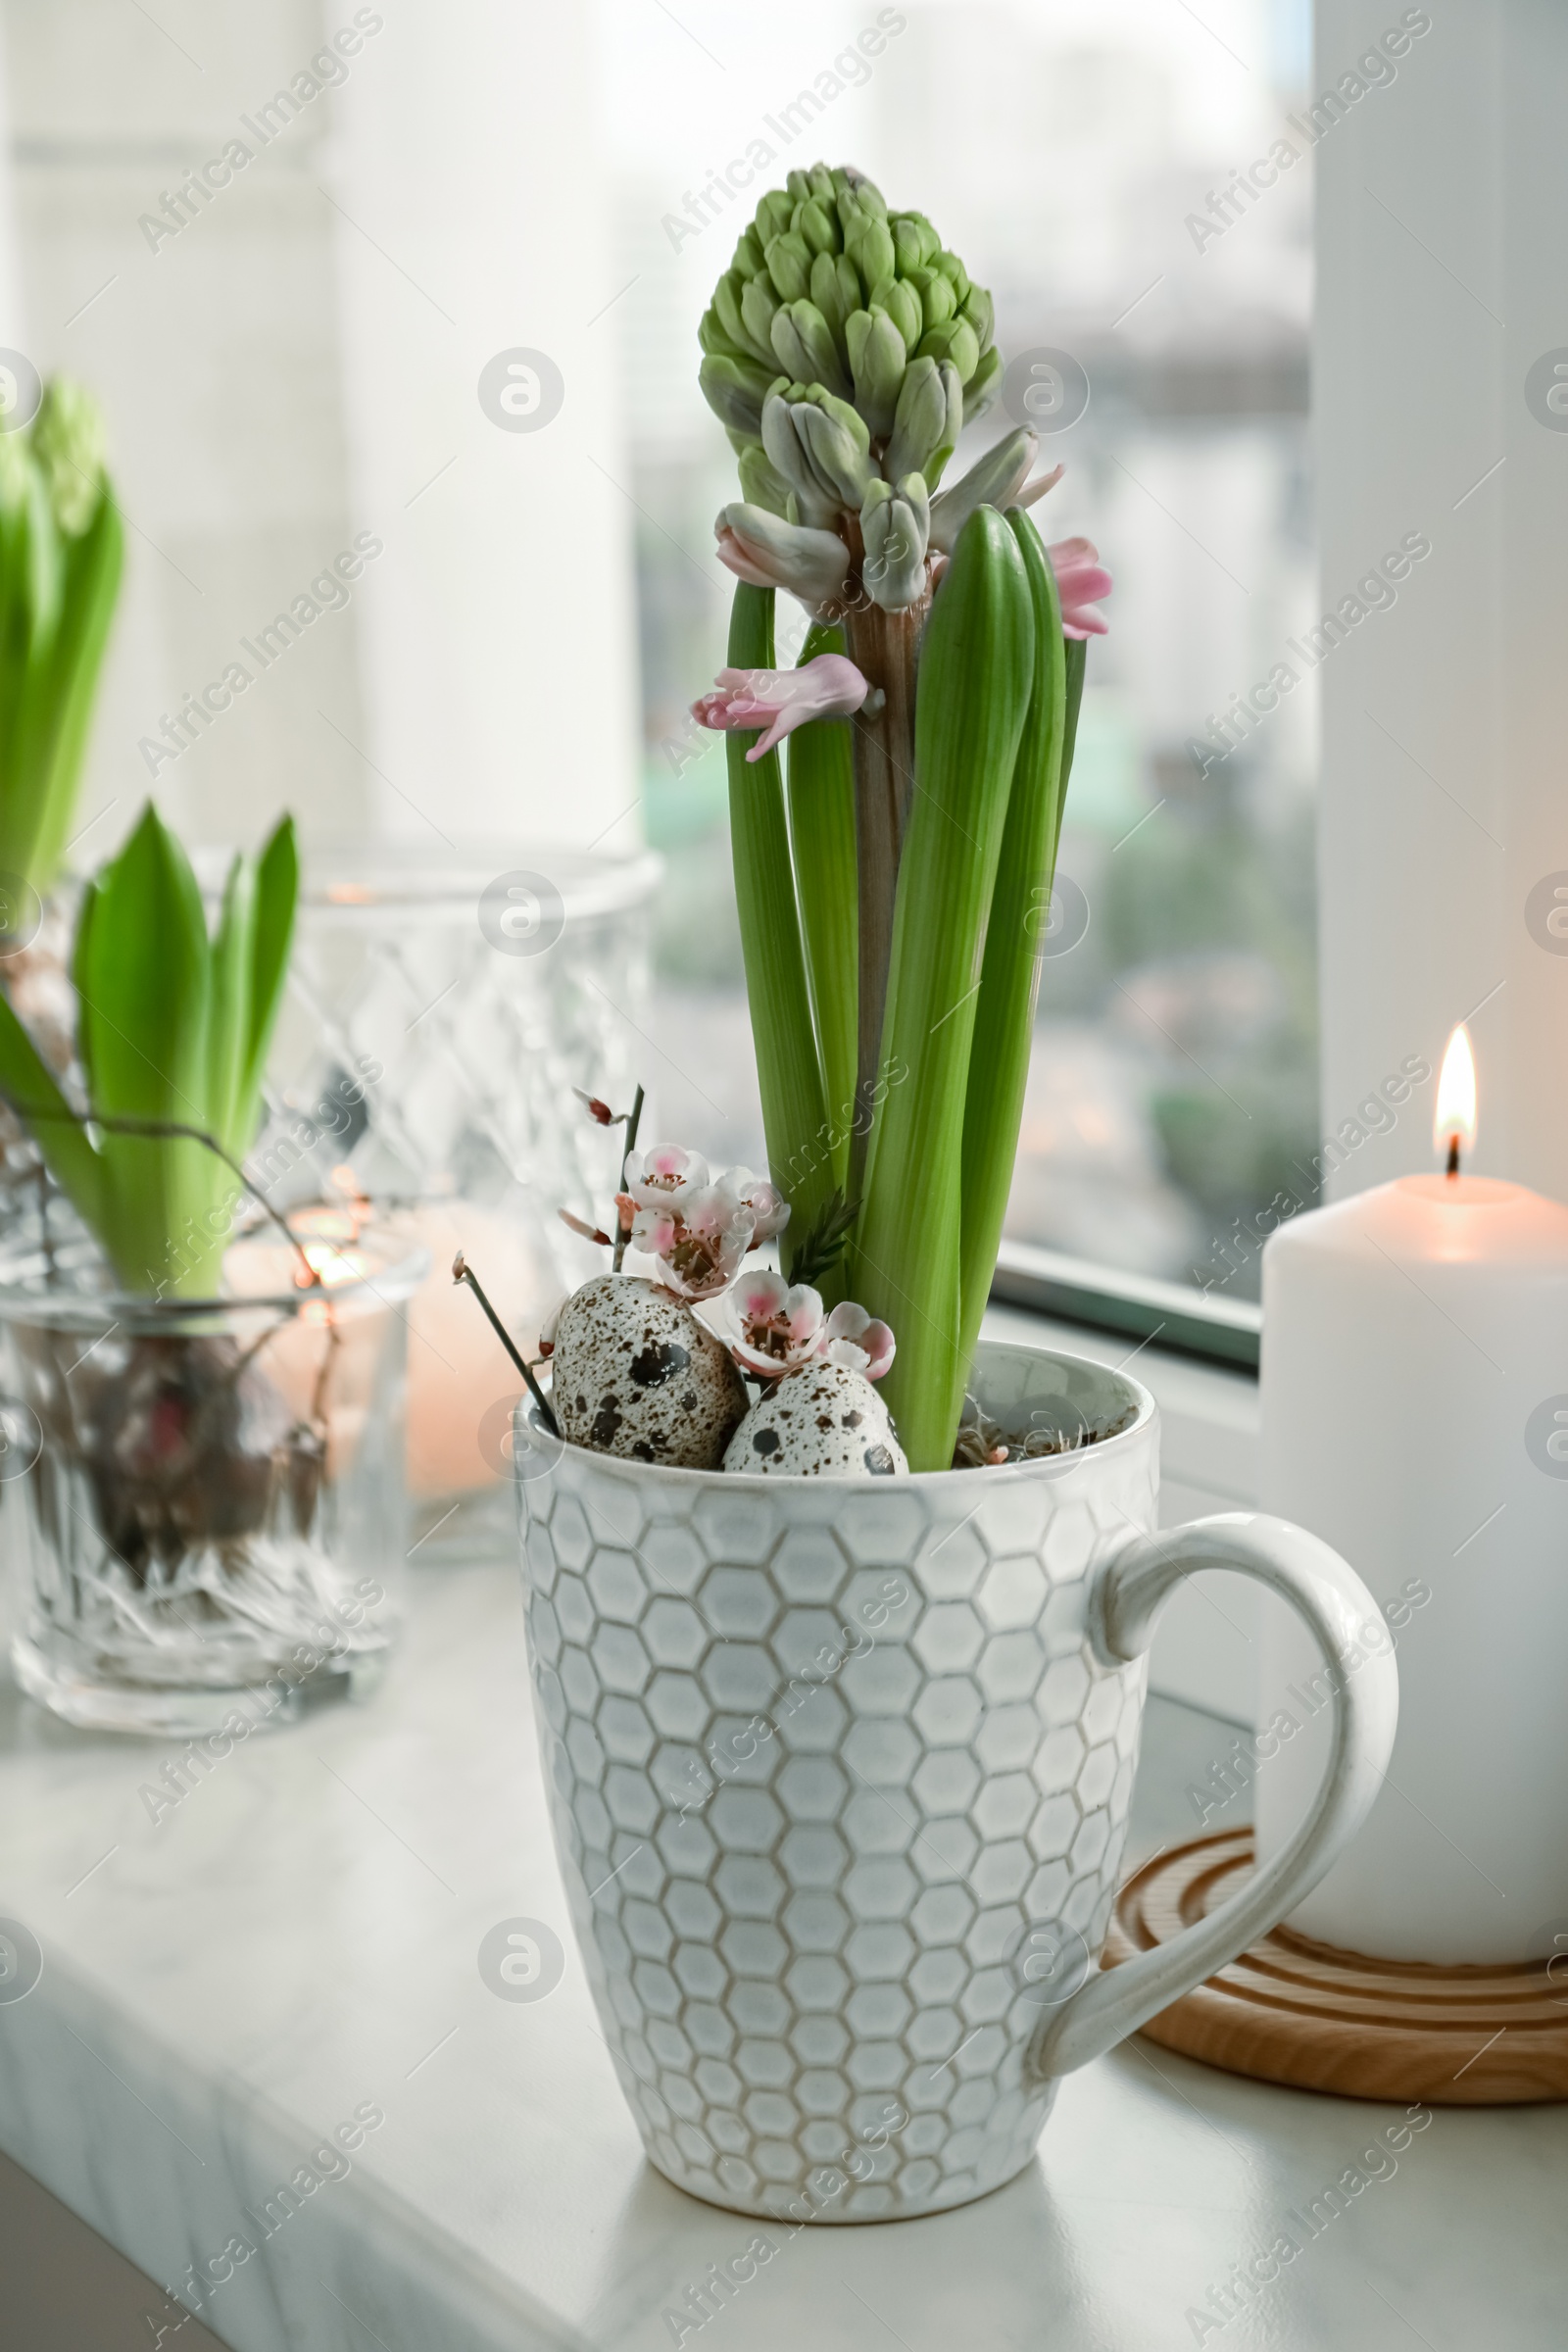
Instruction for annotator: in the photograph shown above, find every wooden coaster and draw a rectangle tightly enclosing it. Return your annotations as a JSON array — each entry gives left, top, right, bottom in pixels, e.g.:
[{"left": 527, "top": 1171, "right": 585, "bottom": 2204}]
[{"left": 1103, "top": 1831, "right": 1568, "bottom": 2105}]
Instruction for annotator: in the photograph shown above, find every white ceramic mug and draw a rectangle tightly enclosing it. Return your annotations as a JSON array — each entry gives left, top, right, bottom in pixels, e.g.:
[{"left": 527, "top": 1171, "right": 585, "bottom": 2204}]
[{"left": 516, "top": 1339, "right": 1397, "bottom": 2221}]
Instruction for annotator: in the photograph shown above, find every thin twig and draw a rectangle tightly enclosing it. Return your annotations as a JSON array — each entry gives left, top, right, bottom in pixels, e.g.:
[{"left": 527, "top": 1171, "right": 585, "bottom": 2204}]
[
  {"left": 612, "top": 1082, "right": 645, "bottom": 1272},
  {"left": 452, "top": 1252, "right": 560, "bottom": 1436},
  {"left": 1, "top": 1095, "right": 318, "bottom": 1289}
]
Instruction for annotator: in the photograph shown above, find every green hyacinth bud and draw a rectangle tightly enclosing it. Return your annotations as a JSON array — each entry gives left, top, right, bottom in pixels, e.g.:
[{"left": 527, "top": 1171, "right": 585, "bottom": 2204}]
[
  {"left": 764, "top": 231, "right": 812, "bottom": 303},
  {"left": 935, "top": 249, "right": 970, "bottom": 303},
  {"left": 732, "top": 227, "right": 766, "bottom": 280},
  {"left": 716, "top": 500, "right": 851, "bottom": 613},
  {"left": 798, "top": 382, "right": 870, "bottom": 454},
  {"left": 845, "top": 307, "right": 906, "bottom": 438},
  {"left": 860, "top": 471, "right": 930, "bottom": 612},
  {"left": 891, "top": 216, "right": 924, "bottom": 275},
  {"left": 961, "top": 285, "right": 995, "bottom": 349},
  {"left": 809, "top": 249, "right": 859, "bottom": 350},
  {"left": 737, "top": 442, "right": 795, "bottom": 517},
  {"left": 885, "top": 356, "right": 949, "bottom": 486},
  {"left": 788, "top": 164, "right": 835, "bottom": 209},
  {"left": 795, "top": 396, "right": 876, "bottom": 510},
  {"left": 761, "top": 390, "right": 840, "bottom": 528},
  {"left": 741, "top": 272, "right": 782, "bottom": 360},
  {"left": 715, "top": 271, "right": 770, "bottom": 366},
  {"left": 869, "top": 275, "right": 923, "bottom": 354},
  {"left": 907, "top": 266, "right": 956, "bottom": 332},
  {"left": 699, "top": 306, "right": 740, "bottom": 362},
  {"left": 770, "top": 300, "right": 852, "bottom": 402},
  {"left": 836, "top": 194, "right": 868, "bottom": 251},
  {"left": 700, "top": 353, "right": 773, "bottom": 441},
  {"left": 928, "top": 425, "right": 1039, "bottom": 553},
  {"left": 756, "top": 189, "right": 795, "bottom": 242},
  {"left": 32, "top": 379, "right": 107, "bottom": 535},
  {"left": 963, "top": 343, "right": 1004, "bottom": 425},
  {"left": 917, "top": 316, "right": 981, "bottom": 384},
  {"left": 847, "top": 215, "right": 896, "bottom": 293},
  {"left": 796, "top": 198, "right": 841, "bottom": 257}
]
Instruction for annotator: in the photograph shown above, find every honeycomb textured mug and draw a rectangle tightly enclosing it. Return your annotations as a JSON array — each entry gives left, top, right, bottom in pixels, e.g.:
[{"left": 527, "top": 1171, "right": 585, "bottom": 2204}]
[{"left": 516, "top": 1341, "right": 1397, "bottom": 2221}]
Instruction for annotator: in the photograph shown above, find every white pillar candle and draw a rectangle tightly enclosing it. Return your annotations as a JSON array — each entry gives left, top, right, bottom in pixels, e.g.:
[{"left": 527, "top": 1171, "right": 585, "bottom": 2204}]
[{"left": 1254, "top": 1031, "right": 1568, "bottom": 1962}]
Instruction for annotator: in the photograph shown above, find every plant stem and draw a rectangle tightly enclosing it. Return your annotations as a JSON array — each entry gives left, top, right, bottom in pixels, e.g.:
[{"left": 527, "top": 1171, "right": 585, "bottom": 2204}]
[
  {"left": 786, "top": 624, "right": 858, "bottom": 1210},
  {"left": 612, "top": 1082, "right": 644, "bottom": 1272},
  {"left": 724, "top": 584, "right": 833, "bottom": 1279},
  {"left": 842, "top": 590, "right": 925, "bottom": 1205}
]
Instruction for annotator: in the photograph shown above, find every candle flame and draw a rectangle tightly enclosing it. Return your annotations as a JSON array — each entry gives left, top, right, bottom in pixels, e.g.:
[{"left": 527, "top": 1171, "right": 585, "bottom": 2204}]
[
  {"left": 1434, "top": 1024, "right": 1477, "bottom": 1160},
  {"left": 297, "top": 1238, "right": 368, "bottom": 1290}
]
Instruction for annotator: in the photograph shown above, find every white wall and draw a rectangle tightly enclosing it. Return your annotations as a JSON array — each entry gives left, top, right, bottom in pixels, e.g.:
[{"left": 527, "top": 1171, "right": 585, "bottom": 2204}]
[{"left": 0, "top": 0, "right": 642, "bottom": 864}]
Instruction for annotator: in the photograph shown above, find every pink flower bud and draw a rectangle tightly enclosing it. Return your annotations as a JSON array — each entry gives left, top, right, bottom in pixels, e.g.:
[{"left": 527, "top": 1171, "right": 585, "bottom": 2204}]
[
  {"left": 692, "top": 655, "right": 870, "bottom": 761},
  {"left": 820, "top": 1301, "right": 896, "bottom": 1380},
  {"left": 1047, "top": 536, "right": 1113, "bottom": 640},
  {"left": 726, "top": 1167, "right": 791, "bottom": 1243}
]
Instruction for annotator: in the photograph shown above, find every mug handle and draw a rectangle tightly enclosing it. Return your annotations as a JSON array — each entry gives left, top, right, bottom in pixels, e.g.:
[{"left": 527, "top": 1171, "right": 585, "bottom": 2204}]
[{"left": 1027, "top": 1511, "right": 1398, "bottom": 2083}]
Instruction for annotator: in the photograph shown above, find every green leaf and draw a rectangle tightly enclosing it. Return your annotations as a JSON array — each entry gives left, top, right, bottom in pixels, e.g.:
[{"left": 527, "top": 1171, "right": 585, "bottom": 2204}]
[
  {"left": 0, "top": 991, "right": 102, "bottom": 1231},
  {"left": 724, "top": 583, "right": 835, "bottom": 1281},
  {"left": 207, "top": 852, "right": 254, "bottom": 1157},
  {"left": 849, "top": 507, "right": 1035, "bottom": 1468},
  {"left": 19, "top": 490, "right": 123, "bottom": 891},
  {"left": 957, "top": 511, "right": 1069, "bottom": 1371},
  {"left": 76, "top": 803, "right": 214, "bottom": 1291},
  {"left": 239, "top": 812, "right": 297, "bottom": 1143},
  {"left": 70, "top": 872, "right": 99, "bottom": 1105}
]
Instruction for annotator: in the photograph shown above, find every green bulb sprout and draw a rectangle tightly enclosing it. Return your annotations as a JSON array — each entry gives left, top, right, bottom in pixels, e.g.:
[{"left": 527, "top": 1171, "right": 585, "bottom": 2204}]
[
  {"left": 0, "top": 801, "right": 299, "bottom": 1299},
  {"left": 0, "top": 379, "right": 123, "bottom": 922},
  {"left": 692, "top": 164, "right": 1105, "bottom": 1470}
]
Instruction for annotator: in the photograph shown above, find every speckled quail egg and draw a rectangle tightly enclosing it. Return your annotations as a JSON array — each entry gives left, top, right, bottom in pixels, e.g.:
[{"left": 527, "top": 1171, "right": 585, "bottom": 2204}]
[
  {"left": 722, "top": 1359, "right": 907, "bottom": 1477},
  {"left": 552, "top": 1274, "right": 748, "bottom": 1469}
]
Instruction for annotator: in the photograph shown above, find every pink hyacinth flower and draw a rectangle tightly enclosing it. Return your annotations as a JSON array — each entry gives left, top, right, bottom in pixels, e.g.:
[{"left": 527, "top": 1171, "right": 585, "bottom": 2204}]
[
  {"left": 1048, "top": 536, "right": 1113, "bottom": 640},
  {"left": 820, "top": 1300, "right": 896, "bottom": 1381},
  {"left": 726, "top": 1166, "right": 791, "bottom": 1243},
  {"left": 728, "top": 1269, "right": 824, "bottom": 1378},
  {"left": 625, "top": 1143, "right": 710, "bottom": 1210},
  {"left": 692, "top": 656, "right": 870, "bottom": 762}
]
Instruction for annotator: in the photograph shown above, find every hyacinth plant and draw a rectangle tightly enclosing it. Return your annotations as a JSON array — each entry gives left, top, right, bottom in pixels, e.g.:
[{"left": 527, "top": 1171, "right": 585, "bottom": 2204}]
[
  {"left": 692, "top": 163, "right": 1106, "bottom": 1470},
  {"left": 0, "top": 379, "right": 123, "bottom": 918},
  {"left": 0, "top": 801, "right": 298, "bottom": 1298}
]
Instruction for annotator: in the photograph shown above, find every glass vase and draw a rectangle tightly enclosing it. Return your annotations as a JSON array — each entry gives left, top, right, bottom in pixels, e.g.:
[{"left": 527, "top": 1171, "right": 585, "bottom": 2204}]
[
  {"left": 0, "top": 1215, "right": 426, "bottom": 1735},
  {"left": 254, "top": 841, "right": 661, "bottom": 1528}
]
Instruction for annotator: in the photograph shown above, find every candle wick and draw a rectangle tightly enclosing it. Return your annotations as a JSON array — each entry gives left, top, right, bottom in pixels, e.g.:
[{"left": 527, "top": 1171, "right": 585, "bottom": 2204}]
[{"left": 1446, "top": 1136, "right": 1460, "bottom": 1180}]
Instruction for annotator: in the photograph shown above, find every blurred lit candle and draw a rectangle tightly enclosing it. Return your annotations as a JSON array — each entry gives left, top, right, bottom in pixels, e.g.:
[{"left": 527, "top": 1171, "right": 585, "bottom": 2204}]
[
  {"left": 384, "top": 1199, "right": 560, "bottom": 1501},
  {"left": 224, "top": 1215, "right": 382, "bottom": 1480},
  {"left": 1255, "top": 1026, "right": 1568, "bottom": 1961}
]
